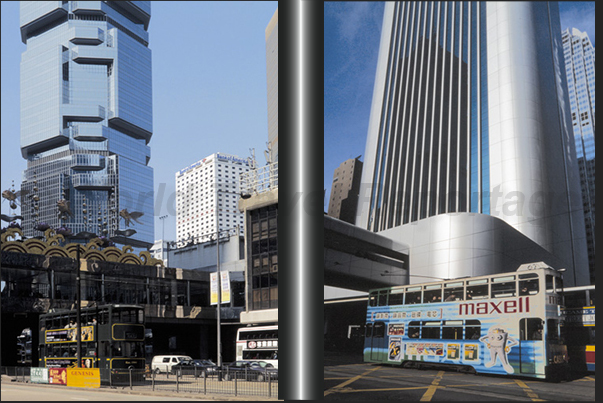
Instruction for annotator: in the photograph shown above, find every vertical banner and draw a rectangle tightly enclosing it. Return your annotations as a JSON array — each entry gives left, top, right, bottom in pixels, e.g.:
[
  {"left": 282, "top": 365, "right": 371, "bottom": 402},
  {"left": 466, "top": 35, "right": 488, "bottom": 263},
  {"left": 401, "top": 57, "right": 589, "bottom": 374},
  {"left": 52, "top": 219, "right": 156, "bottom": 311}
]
[
  {"left": 210, "top": 272, "right": 218, "bottom": 305},
  {"left": 220, "top": 271, "right": 231, "bottom": 304}
]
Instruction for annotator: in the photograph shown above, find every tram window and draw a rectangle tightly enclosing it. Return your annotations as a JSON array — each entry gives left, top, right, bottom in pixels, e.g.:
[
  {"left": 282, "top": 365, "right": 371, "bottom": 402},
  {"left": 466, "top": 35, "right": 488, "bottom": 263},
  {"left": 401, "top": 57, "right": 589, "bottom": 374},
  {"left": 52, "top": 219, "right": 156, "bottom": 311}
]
[
  {"left": 466, "top": 280, "right": 488, "bottom": 300},
  {"left": 465, "top": 320, "right": 481, "bottom": 340},
  {"left": 546, "top": 275, "right": 555, "bottom": 292},
  {"left": 378, "top": 291, "right": 388, "bottom": 306},
  {"left": 373, "top": 322, "right": 386, "bottom": 338},
  {"left": 99, "top": 310, "right": 108, "bottom": 325},
  {"left": 442, "top": 321, "right": 463, "bottom": 340},
  {"left": 408, "top": 321, "right": 421, "bottom": 338},
  {"left": 422, "top": 322, "right": 441, "bottom": 339},
  {"left": 365, "top": 323, "right": 373, "bottom": 338},
  {"left": 491, "top": 276, "right": 516, "bottom": 298},
  {"left": 590, "top": 291, "right": 595, "bottom": 307},
  {"left": 406, "top": 287, "right": 422, "bottom": 304},
  {"left": 369, "top": 292, "right": 378, "bottom": 307},
  {"left": 389, "top": 289, "right": 404, "bottom": 305},
  {"left": 519, "top": 274, "right": 539, "bottom": 296},
  {"left": 424, "top": 285, "right": 442, "bottom": 303},
  {"left": 547, "top": 319, "right": 562, "bottom": 343},
  {"left": 555, "top": 276, "right": 564, "bottom": 293},
  {"left": 520, "top": 318, "right": 544, "bottom": 341},
  {"left": 444, "top": 282, "right": 464, "bottom": 301}
]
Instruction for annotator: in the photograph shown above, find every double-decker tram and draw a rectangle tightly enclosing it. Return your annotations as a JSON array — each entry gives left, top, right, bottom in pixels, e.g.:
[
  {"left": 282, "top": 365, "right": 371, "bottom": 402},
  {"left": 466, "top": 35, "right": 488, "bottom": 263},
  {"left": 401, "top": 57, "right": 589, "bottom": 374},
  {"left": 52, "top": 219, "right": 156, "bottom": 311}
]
[
  {"left": 236, "top": 325, "right": 278, "bottom": 368},
  {"left": 38, "top": 304, "right": 145, "bottom": 383},
  {"left": 364, "top": 263, "right": 568, "bottom": 379},
  {"left": 562, "top": 285, "right": 595, "bottom": 373}
]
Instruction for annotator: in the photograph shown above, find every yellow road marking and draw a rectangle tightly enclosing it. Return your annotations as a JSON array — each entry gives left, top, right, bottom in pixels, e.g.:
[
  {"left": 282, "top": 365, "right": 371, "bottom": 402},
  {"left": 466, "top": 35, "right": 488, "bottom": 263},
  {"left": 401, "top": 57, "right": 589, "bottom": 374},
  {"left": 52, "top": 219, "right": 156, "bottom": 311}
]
[
  {"left": 420, "top": 371, "right": 445, "bottom": 401},
  {"left": 336, "top": 386, "right": 433, "bottom": 393},
  {"left": 324, "top": 365, "right": 381, "bottom": 397},
  {"left": 514, "top": 379, "right": 545, "bottom": 401}
]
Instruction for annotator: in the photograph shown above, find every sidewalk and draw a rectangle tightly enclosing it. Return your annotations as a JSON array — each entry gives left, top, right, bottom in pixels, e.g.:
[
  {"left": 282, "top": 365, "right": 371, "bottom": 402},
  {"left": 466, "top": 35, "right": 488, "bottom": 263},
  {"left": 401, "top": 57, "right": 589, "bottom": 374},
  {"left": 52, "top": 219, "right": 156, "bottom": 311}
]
[{"left": 1, "top": 375, "right": 281, "bottom": 401}]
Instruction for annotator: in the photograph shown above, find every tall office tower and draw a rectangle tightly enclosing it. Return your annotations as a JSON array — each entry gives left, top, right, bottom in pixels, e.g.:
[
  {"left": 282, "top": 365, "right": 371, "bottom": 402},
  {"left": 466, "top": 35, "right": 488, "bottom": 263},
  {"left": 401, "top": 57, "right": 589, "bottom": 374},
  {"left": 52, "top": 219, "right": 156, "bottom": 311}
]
[
  {"left": 176, "top": 153, "right": 250, "bottom": 244},
  {"left": 562, "top": 28, "right": 595, "bottom": 285},
  {"left": 265, "top": 8, "right": 278, "bottom": 163},
  {"left": 357, "top": 2, "right": 589, "bottom": 285},
  {"left": 19, "top": 1, "right": 154, "bottom": 248},
  {"left": 238, "top": 8, "right": 279, "bottom": 325},
  {"left": 328, "top": 156, "right": 363, "bottom": 224}
]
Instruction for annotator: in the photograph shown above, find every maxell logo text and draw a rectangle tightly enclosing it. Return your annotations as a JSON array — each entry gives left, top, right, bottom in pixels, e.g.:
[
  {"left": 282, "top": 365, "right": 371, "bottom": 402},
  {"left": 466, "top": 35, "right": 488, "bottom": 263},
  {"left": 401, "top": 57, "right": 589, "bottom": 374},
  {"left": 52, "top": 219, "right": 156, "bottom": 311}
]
[{"left": 459, "top": 297, "right": 530, "bottom": 316}]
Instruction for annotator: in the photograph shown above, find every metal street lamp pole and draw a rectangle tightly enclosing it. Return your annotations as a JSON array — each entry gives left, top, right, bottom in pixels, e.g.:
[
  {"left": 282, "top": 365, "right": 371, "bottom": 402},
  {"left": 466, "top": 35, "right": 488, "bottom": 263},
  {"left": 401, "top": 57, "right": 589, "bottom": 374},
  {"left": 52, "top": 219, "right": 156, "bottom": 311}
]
[
  {"left": 214, "top": 185, "right": 242, "bottom": 375},
  {"left": 215, "top": 185, "right": 223, "bottom": 379},
  {"left": 75, "top": 244, "right": 82, "bottom": 368}
]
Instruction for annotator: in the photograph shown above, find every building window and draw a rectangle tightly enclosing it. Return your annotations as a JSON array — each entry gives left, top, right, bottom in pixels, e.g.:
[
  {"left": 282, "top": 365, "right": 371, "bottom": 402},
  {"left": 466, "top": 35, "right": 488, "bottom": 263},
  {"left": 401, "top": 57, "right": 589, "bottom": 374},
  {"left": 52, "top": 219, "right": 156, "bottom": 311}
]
[{"left": 249, "top": 204, "right": 278, "bottom": 310}]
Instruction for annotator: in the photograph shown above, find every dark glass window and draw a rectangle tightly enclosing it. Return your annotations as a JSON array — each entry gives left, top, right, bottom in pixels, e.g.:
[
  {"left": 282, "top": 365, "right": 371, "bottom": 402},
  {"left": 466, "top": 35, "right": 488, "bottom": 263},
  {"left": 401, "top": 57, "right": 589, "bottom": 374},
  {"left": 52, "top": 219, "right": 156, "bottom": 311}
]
[
  {"left": 465, "top": 320, "right": 481, "bottom": 340},
  {"left": 442, "top": 321, "right": 463, "bottom": 340},
  {"left": 249, "top": 204, "right": 278, "bottom": 310},
  {"left": 389, "top": 290, "right": 404, "bottom": 306},
  {"left": 422, "top": 322, "right": 441, "bottom": 339}
]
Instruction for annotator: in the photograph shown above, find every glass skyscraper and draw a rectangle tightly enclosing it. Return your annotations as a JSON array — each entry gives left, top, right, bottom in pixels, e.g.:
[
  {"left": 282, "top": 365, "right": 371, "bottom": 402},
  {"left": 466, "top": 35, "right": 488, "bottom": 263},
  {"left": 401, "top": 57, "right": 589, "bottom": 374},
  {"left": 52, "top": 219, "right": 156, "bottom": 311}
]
[
  {"left": 562, "top": 27, "right": 595, "bottom": 284},
  {"left": 19, "top": 1, "right": 154, "bottom": 248},
  {"left": 357, "top": 2, "right": 589, "bottom": 286}
]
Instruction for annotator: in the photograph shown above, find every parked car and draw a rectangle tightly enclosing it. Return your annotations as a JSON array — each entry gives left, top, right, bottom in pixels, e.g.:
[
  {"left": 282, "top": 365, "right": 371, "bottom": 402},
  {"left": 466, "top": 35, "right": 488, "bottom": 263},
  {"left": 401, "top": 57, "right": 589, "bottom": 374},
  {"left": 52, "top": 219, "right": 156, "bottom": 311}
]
[
  {"left": 151, "top": 355, "right": 193, "bottom": 374},
  {"left": 248, "top": 361, "right": 278, "bottom": 380},
  {"left": 170, "top": 359, "right": 219, "bottom": 378},
  {"left": 222, "top": 361, "right": 278, "bottom": 382}
]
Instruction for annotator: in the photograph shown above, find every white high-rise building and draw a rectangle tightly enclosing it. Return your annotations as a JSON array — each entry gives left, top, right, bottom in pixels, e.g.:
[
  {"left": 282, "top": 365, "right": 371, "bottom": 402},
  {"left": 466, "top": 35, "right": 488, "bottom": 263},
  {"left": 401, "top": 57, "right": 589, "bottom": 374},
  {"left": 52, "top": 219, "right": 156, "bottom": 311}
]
[{"left": 176, "top": 153, "right": 250, "bottom": 243}]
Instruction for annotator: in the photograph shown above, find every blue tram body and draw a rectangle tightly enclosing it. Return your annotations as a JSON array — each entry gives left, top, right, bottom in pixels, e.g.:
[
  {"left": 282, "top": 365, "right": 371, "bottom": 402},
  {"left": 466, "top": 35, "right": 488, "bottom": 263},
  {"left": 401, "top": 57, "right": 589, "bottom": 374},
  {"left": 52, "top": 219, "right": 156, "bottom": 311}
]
[{"left": 364, "top": 263, "right": 568, "bottom": 380}]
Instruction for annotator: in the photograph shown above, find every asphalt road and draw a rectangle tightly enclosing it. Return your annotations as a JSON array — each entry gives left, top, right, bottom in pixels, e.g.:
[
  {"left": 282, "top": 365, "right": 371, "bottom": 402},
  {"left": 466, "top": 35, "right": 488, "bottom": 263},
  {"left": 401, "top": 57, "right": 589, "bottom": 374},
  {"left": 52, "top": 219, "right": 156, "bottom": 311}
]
[{"left": 324, "top": 360, "right": 595, "bottom": 401}]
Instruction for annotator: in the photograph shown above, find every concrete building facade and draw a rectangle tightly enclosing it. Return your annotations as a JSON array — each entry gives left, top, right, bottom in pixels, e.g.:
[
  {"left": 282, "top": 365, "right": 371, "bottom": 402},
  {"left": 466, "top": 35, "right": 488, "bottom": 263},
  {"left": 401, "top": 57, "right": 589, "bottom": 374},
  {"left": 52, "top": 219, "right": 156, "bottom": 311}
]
[{"left": 327, "top": 156, "right": 363, "bottom": 224}]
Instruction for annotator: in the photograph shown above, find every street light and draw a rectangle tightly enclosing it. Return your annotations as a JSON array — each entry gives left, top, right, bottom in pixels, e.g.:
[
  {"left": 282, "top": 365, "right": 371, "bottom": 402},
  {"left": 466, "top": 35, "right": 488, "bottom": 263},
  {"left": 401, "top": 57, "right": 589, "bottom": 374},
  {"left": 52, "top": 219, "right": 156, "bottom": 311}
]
[{"left": 214, "top": 185, "right": 241, "bottom": 376}]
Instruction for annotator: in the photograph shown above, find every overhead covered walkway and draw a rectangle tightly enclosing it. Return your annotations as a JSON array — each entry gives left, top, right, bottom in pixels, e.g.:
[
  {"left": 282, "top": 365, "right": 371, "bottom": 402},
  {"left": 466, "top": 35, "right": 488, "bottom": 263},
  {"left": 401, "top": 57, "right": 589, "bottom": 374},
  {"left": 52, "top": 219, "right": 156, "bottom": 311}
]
[{"left": 324, "top": 216, "right": 409, "bottom": 292}]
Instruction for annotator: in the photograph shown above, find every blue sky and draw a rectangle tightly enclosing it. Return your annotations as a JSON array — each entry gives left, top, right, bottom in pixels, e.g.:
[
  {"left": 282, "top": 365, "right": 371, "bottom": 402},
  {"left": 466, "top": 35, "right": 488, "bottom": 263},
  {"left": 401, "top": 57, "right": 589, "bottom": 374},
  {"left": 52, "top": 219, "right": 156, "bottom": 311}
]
[
  {"left": 0, "top": 1, "right": 277, "bottom": 242},
  {"left": 324, "top": 1, "right": 596, "bottom": 212}
]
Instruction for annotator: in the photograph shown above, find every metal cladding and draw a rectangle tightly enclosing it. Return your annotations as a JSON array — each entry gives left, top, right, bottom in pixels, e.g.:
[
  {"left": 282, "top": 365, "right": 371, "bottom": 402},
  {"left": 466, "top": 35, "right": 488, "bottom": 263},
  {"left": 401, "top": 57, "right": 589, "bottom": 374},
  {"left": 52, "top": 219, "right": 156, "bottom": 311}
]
[{"left": 357, "top": 2, "right": 589, "bottom": 286}]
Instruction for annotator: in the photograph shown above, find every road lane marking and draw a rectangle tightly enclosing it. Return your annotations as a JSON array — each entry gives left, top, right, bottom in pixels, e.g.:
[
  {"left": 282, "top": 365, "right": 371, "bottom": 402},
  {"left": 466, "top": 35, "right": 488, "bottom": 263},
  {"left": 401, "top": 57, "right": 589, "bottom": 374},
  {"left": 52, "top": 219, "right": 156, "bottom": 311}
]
[
  {"left": 420, "top": 371, "right": 445, "bottom": 401},
  {"left": 324, "top": 365, "right": 381, "bottom": 397},
  {"left": 514, "top": 379, "right": 545, "bottom": 401}
]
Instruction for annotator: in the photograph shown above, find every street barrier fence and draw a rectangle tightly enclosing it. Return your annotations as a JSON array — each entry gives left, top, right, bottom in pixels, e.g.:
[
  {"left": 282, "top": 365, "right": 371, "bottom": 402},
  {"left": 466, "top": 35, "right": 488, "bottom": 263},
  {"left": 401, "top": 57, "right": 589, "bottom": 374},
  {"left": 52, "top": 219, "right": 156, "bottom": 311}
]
[{"left": 1, "top": 366, "right": 277, "bottom": 398}]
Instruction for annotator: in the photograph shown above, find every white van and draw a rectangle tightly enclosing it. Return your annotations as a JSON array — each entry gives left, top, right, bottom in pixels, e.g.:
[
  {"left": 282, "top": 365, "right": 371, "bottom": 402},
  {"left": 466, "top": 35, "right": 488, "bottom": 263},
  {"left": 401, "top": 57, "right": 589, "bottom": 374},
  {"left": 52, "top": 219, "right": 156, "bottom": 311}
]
[{"left": 151, "top": 355, "right": 193, "bottom": 373}]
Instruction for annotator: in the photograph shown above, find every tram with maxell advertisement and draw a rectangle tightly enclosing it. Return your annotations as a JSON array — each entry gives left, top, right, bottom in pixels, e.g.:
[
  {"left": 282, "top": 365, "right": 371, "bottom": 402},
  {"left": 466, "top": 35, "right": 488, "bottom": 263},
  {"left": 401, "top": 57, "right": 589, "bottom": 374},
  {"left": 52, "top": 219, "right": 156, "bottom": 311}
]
[{"left": 364, "top": 262, "right": 569, "bottom": 379}]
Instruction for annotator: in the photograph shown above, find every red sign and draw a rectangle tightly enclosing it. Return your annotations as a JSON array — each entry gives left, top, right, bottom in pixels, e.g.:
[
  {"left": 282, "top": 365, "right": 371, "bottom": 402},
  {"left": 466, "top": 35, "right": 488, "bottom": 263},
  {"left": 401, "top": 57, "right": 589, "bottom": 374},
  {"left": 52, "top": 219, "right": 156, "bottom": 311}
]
[{"left": 48, "top": 368, "right": 67, "bottom": 385}]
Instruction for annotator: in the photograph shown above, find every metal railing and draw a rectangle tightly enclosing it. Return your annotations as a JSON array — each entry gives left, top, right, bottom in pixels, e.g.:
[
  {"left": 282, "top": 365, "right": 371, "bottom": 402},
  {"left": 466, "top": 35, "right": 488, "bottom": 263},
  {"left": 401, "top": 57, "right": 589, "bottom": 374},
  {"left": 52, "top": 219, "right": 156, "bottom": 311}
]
[
  {"left": 239, "top": 162, "right": 278, "bottom": 196},
  {"left": 1, "top": 366, "right": 277, "bottom": 398}
]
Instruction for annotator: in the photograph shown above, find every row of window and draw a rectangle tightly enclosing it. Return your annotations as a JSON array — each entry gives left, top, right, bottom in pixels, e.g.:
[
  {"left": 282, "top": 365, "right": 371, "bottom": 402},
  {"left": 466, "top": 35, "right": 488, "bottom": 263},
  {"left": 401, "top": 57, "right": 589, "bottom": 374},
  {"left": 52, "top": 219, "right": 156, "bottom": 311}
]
[
  {"left": 366, "top": 320, "right": 481, "bottom": 341},
  {"left": 368, "top": 273, "right": 556, "bottom": 307},
  {"left": 366, "top": 318, "right": 552, "bottom": 343}
]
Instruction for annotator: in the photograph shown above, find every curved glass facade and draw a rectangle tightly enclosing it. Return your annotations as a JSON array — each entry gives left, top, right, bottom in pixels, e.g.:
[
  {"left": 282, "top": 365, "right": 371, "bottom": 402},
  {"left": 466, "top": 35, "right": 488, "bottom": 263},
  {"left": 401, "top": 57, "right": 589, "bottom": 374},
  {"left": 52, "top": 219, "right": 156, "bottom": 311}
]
[{"left": 19, "top": 1, "right": 154, "bottom": 247}]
